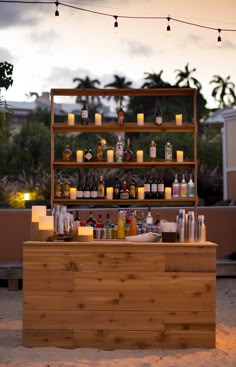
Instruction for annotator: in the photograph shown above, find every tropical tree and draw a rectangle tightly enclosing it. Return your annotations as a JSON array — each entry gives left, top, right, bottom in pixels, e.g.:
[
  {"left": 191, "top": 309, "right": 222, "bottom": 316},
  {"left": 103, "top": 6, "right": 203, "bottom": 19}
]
[
  {"left": 104, "top": 74, "right": 133, "bottom": 103},
  {"left": 210, "top": 75, "right": 236, "bottom": 108},
  {"left": 73, "top": 76, "right": 101, "bottom": 104},
  {"left": 0, "top": 62, "right": 13, "bottom": 91},
  {"left": 142, "top": 70, "right": 170, "bottom": 88},
  {"left": 175, "top": 63, "right": 202, "bottom": 90},
  {"left": 25, "top": 91, "right": 39, "bottom": 100}
]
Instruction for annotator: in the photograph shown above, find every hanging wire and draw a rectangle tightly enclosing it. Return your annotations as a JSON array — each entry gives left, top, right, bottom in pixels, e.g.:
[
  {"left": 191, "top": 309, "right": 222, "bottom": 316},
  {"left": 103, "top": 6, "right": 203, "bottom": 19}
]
[{"left": 217, "top": 28, "right": 222, "bottom": 47}]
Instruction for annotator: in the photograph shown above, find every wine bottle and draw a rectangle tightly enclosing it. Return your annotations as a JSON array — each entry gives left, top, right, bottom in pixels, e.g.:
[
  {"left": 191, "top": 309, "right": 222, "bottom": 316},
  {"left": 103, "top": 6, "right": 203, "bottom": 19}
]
[
  {"left": 150, "top": 174, "right": 158, "bottom": 199},
  {"left": 149, "top": 136, "right": 157, "bottom": 161},
  {"left": 123, "top": 138, "right": 134, "bottom": 161},
  {"left": 62, "top": 144, "right": 72, "bottom": 161},
  {"left": 165, "top": 138, "right": 173, "bottom": 161},
  {"left": 83, "top": 175, "right": 91, "bottom": 199},
  {"left": 81, "top": 100, "right": 88, "bottom": 125},
  {"left": 86, "top": 211, "right": 96, "bottom": 227},
  {"left": 180, "top": 173, "right": 187, "bottom": 197},
  {"left": 90, "top": 174, "right": 98, "bottom": 198},
  {"left": 113, "top": 176, "right": 120, "bottom": 199},
  {"left": 115, "top": 135, "right": 124, "bottom": 162},
  {"left": 129, "top": 175, "right": 137, "bottom": 199},
  {"left": 187, "top": 174, "right": 195, "bottom": 197},
  {"left": 144, "top": 174, "right": 151, "bottom": 199},
  {"left": 96, "top": 139, "right": 103, "bottom": 161},
  {"left": 97, "top": 175, "right": 105, "bottom": 199},
  {"left": 157, "top": 175, "right": 165, "bottom": 199},
  {"left": 117, "top": 99, "right": 124, "bottom": 126},
  {"left": 154, "top": 102, "right": 163, "bottom": 125},
  {"left": 172, "top": 173, "right": 180, "bottom": 198},
  {"left": 84, "top": 147, "right": 93, "bottom": 162},
  {"left": 119, "top": 180, "right": 129, "bottom": 199},
  {"left": 76, "top": 175, "right": 84, "bottom": 199}
]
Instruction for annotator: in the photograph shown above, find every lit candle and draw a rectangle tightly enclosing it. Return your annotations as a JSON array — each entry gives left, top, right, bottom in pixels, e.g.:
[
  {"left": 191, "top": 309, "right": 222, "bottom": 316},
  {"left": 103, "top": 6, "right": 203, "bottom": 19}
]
[
  {"left": 76, "top": 150, "right": 83, "bottom": 162},
  {"left": 136, "top": 150, "right": 144, "bottom": 162},
  {"left": 175, "top": 114, "right": 182, "bottom": 125},
  {"left": 70, "top": 187, "right": 77, "bottom": 200},
  {"left": 68, "top": 113, "right": 75, "bottom": 126},
  {"left": 95, "top": 113, "right": 102, "bottom": 125},
  {"left": 106, "top": 187, "right": 113, "bottom": 200},
  {"left": 78, "top": 226, "right": 94, "bottom": 241},
  {"left": 38, "top": 215, "right": 54, "bottom": 241},
  {"left": 31, "top": 205, "right": 47, "bottom": 223},
  {"left": 107, "top": 150, "right": 114, "bottom": 162},
  {"left": 138, "top": 187, "right": 145, "bottom": 200},
  {"left": 165, "top": 187, "right": 172, "bottom": 200},
  {"left": 137, "top": 113, "right": 144, "bottom": 125},
  {"left": 176, "top": 150, "right": 184, "bottom": 162}
]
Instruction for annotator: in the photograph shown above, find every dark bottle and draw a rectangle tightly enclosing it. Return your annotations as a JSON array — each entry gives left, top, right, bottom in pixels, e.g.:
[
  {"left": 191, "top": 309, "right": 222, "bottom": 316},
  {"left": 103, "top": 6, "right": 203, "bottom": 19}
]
[
  {"left": 117, "top": 99, "right": 124, "bottom": 126},
  {"left": 113, "top": 176, "right": 121, "bottom": 199},
  {"left": 83, "top": 175, "right": 91, "bottom": 199},
  {"left": 76, "top": 175, "right": 84, "bottom": 199},
  {"left": 150, "top": 174, "right": 158, "bottom": 199},
  {"left": 119, "top": 180, "right": 130, "bottom": 199},
  {"left": 155, "top": 102, "right": 163, "bottom": 125},
  {"left": 62, "top": 144, "right": 72, "bottom": 161},
  {"left": 123, "top": 138, "right": 134, "bottom": 162},
  {"left": 97, "top": 213, "right": 104, "bottom": 228},
  {"left": 86, "top": 211, "right": 96, "bottom": 227},
  {"left": 157, "top": 175, "right": 165, "bottom": 199},
  {"left": 96, "top": 139, "right": 103, "bottom": 161},
  {"left": 129, "top": 175, "right": 137, "bottom": 199},
  {"left": 84, "top": 147, "right": 93, "bottom": 162},
  {"left": 74, "top": 210, "right": 80, "bottom": 221},
  {"left": 81, "top": 100, "right": 88, "bottom": 125},
  {"left": 90, "top": 174, "right": 98, "bottom": 199},
  {"left": 144, "top": 174, "right": 151, "bottom": 199}
]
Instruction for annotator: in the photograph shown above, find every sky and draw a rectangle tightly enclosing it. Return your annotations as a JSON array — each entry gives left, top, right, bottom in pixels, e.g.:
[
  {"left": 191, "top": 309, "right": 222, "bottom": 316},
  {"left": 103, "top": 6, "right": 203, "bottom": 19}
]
[{"left": 1, "top": 0, "right": 236, "bottom": 108}]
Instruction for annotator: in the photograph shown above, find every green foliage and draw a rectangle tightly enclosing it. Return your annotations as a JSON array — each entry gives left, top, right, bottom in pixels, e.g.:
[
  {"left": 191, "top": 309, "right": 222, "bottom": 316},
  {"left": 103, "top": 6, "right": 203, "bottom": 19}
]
[{"left": 0, "top": 62, "right": 13, "bottom": 91}]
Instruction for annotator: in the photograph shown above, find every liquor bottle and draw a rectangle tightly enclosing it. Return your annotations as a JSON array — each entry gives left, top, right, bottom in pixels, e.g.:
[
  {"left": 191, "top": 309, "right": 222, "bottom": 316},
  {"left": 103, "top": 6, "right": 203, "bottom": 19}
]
[
  {"left": 96, "top": 139, "right": 103, "bottom": 161},
  {"left": 84, "top": 147, "right": 93, "bottom": 162},
  {"left": 165, "top": 138, "right": 173, "bottom": 161},
  {"left": 180, "top": 173, "right": 187, "bottom": 197},
  {"left": 76, "top": 175, "right": 84, "bottom": 199},
  {"left": 86, "top": 211, "right": 96, "bottom": 227},
  {"left": 97, "top": 214, "right": 104, "bottom": 228},
  {"left": 157, "top": 175, "right": 165, "bottom": 199},
  {"left": 74, "top": 210, "right": 80, "bottom": 221},
  {"left": 97, "top": 175, "right": 105, "bottom": 199},
  {"left": 144, "top": 174, "right": 151, "bottom": 199},
  {"left": 113, "top": 176, "right": 120, "bottom": 199},
  {"left": 117, "top": 210, "right": 125, "bottom": 239},
  {"left": 123, "top": 137, "right": 134, "bottom": 162},
  {"left": 150, "top": 174, "right": 158, "bottom": 199},
  {"left": 62, "top": 177, "right": 70, "bottom": 199},
  {"left": 115, "top": 135, "right": 124, "bottom": 162},
  {"left": 119, "top": 180, "right": 129, "bottom": 199},
  {"left": 117, "top": 99, "right": 124, "bottom": 126},
  {"left": 81, "top": 100, "right": 88, "bottom": 125},
  {"left": 129, "top": 211, "right": 138, "bottom": 236},
  {"left": 154, "top": 102, "right": 162, "bottom": 125},
  {"left": 104, "top": 213, "right": 113, "bottom": 239},
  {"left": 146, "top": 207, "right": 154, "bottom": 225},
  {"left": 62, "top": 144, "right": 72, "bottom": 161},
  {"left": 83, "top": 175, "right": 91, "bottom": 199},
  {"left": 172, "top": 173, "right": 180, "bottom": 198},
  {"left": 90, "top": 174, "right": 98, "bottom": 198},
  {"left": 149, "top": 136, "right": 157, "bottom": 161},
  {"left": 155, "top": 212, "right": 161, "bottom": 234},
  {"left": 129, "top": 175, "right": 137, "bottom": 199},
  {"left": 187, "top": 174, "right": 195, "bottom": 197},
  {"left": 55, "top": 175, "right": 62, "bottom": 198}
]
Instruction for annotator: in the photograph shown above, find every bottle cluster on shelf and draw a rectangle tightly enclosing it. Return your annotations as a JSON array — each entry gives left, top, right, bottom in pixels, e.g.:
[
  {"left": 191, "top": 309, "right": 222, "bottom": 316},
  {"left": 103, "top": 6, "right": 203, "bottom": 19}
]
[{"left": 54, "top": 172, "right": 195, "bottom": 200}]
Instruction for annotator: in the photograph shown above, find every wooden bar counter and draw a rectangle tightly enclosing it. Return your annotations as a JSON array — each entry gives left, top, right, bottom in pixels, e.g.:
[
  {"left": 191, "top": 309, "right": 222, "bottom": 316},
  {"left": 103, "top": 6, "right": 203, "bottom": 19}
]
[{"left": 23, "top": 240, "right": 217, "bottom": 349}]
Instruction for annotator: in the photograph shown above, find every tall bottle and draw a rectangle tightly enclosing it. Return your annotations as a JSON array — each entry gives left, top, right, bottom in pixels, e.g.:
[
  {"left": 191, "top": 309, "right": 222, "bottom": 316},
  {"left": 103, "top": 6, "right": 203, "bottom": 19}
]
[
  {"left": 165, "top": 138, "right": 172, "bottom": 161},
  {"left": 157, "top": 175, "right": 165, "bottom": 199},
  {"left": 86, "top": 211, "right": 96, "bottom": 227},
  {"left": 154, "top": 102, "right": 163, "bottom": 125},
  {"left": 149, "top": 136, "right": 157, "bottom": 161},
  {"left": 97, "top": 175, "right": 105, "bottom": 199},
  {"left": 104, "top": 213, "right": 113, "bottom": 239},
  {"left": 187, "top": 174, "right": 195, "bottom": 197},
  {"left": 83, "top": 175, "right": 91, "bottom": 199},
  {"left": 150, "top": 174, "right": 158, "bottom": 199},
  {"left": 84, "top": 147, "right": 93, "bottom": 162},
  {"left": 146, "top": 207, "right": 154, "bottom": 226},
  {"left": 76, "top": 175, "right": 84, "bottom": 199},
  {"left": 62, "top": 177, "right": 70, "bottom": 199},
  {"left": 115, "top": 135, "right": 124, "bottom": 162},
  {"left": 113, "top": 176, "right": 120, "bottom": 199},
  {"left": 144, "top": 174, "right": 151, "bottom": 199},
  {"left": 123, "top": 137, "right": 134, "bottom": 161},
  {"left": 129, "top": 211, "right": 138, "bottom": 236},
  {"left": 172, "top": 173, "right": 180, "bottom": 198},
  {"left": 117, "top": 210, "right": 125, "bottom": 239},
  {"left": 62, "top": 144, "right": 72, "bottom": 161},
  {"left": 81, "top": 100, "right": 88, "bottom": 125},
  {"left": 180, "top": 173, "right": 188, "bottom": 197},
  {"left": 55, "top": 175, "right": 62, "bottom": 198},
  {"left": 119, "top": 180, "right": 129, "bottom": 199},
  {"left": 96, "top": 139, "right": 103, "bottom": 161},
  {"left": 117, "top": 99, "right": 124, "bottom": 126},
  {"left": 90, "top": 174, "right": 98, "bottom": 199},
  {"left": 129, "top": 175, "right": 137, "bottom": 199}
]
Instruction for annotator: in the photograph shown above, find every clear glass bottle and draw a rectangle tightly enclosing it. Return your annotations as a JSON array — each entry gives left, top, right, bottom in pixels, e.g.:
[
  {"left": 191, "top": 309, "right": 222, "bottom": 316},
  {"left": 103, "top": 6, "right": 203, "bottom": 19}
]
[
  {"left": 165, "top": 138, "right": 173, "bottom": 161},
  {"left": 149, "top": 136, "right": 157, "bottom": 161},
  {"left": 115, "top": 135, "right": 124, "bottom": 162},
  {"left": 81, "top": 100, "right": 88, "bottom": 125},
  {"left": 117, "top": 99, "right": 124, "bottom": 126},
  {"left": 187, "top": 174, "right": 195, "bottom": 197},
  {"left": 146, "top": 207, "right": 154, "bottom": 225},
  {"left": 180, "top": 173, "right": 188, "bottom": 197},
  {"left": 172, "top": 173, "right": 180, "bottom": 198},
  {"left": 154, "top": 102, "right": 163, "bottom": 125},
  {"left": 123, "top": 138, "right": 134, "bottom": 162},
  {"left": 119, "top": 180, "right": 130, "bottom": 199},
  {"left": 62, "top": 144, "right": 72, "bottom": 161},
  {"left": 96, "top": 139, "right": 103, "bottom": 161},
  {"left": 97, "top": 175, "right": 105, "bottom": 199},
  {"left": 90, "top": 174, "right": 98, "bottom": 198},
  {"left": 129, "top": 175, "right": 137, "bottom": 199}
]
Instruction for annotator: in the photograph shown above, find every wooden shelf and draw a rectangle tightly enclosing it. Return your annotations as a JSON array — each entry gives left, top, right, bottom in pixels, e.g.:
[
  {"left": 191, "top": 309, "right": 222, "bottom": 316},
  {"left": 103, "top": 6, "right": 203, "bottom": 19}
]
[
  {"left": 52, "top": 122, "right": 195, "bottom": 133},
  {"left": 53, "top": 160, "right": 196, "bottom": 169}
]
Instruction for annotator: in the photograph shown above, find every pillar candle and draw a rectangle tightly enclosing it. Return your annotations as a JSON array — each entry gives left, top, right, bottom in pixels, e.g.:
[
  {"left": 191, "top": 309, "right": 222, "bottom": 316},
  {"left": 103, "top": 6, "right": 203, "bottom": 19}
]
[
  {"left": 136, "top": 150, "right": 144, "bottom": 162},
  {"left": 176, "top": 150, "right": 184, "bottom": 162},
  {"left": 78, "top": 226, "right": 94, "bottom": 241},
  {"left": 137, "top": 113, "right": 144, "bottom": 125},
  {"left": 138, "top": 187, "right": 145, "bottom": 200},
  {"left": 107, "top": 150, "right": 114, "bottom": 162},
  {"left": 165, "top": 187, "right": 172, "bottom": 200},
  {"left": 70, "top": 187, "right": 77, "bottom": 200},
  {"left": 95, "top": 113, "right": 102, "bottom": 125},
  {"left": 38, "top": 215, "right": 54, "bottom": 241},
  {"left": 106, "top": 187, "right": 113, "bottom": 200},
  {"left": 76, "top": 150, "right": 83, "bottom": 162},
  {"left": 68, "top": 113, "right": 75, "bottom": 125},
  {"left": 31, "top": 205, "right": 47, "bottom": 223},
  {"left": 175, "top": 114, "right": 182, "bottom": 125}
]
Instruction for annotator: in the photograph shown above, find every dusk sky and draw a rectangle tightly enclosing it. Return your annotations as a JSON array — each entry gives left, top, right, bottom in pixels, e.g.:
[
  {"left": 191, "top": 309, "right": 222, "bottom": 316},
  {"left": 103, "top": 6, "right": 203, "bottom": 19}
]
[{"left": 1, "top": 0, "right": 236, "bottom": 107}]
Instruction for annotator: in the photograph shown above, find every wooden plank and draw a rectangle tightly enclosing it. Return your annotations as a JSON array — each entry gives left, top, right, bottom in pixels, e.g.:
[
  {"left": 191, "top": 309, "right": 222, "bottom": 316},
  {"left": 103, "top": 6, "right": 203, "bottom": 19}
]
[
  {"left": 165, "top": 253, "right": 216, "bottom": 272},
  {"left": 23, "top": 330, "right": 74, "bottom": 348}
]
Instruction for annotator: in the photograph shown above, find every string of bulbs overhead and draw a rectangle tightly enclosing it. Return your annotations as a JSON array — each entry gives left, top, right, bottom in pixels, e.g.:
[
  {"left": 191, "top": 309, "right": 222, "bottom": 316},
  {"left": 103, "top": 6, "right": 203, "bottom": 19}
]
[{"left": 1, "top": 0, "right": 236, "bottom": 47}]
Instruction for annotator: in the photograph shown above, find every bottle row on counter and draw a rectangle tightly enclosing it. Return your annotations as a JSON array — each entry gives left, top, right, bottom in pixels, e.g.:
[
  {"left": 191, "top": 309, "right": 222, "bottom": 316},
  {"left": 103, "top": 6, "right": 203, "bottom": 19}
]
[{"left": 55, "top": 172, "right": 195, "bottom": 200}]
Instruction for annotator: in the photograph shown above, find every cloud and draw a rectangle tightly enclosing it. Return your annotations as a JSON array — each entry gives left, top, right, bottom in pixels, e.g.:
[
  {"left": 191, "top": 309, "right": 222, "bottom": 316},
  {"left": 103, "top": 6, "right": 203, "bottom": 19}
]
[
  {"left": 0, "top": 47, "right": 15, "bottom": 63},
  {"left": 125, "top": 40, "right": 153, "bottom": 56}
]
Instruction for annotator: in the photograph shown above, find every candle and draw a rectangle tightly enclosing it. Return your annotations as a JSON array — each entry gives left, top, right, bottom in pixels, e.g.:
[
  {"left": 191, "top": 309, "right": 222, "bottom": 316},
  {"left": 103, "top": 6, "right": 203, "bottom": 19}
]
[
  {"left": 175, "top": 114, "right": 182, "bottom": 125},
  {"left": 176, "top": 150, "right": 184, "bottom": 162},
  {"left": 106, "top": 187, "right": 113, "bottom": 200},
  {"left": 76, "top": 150, "right": 83, "bottom": 162},
  {"left": 78, "top": 226, "right": 94, "bottom": 241},
  {"left": 31, "top": 205, "right": 47, "bottom": 223},
  {"left": 68, "top": 113, "right": 75, "bottom": 125},
  {"left": 137, "top": 113, "right": 144, "bottom": 125},
  {"left": 95, "top": 113, "right": 102, "bottom": 125},
  {"left": 38, "top": 215, "right": 54, "bottom": 241},
  {"left": 107, "top": 150, "right": 114, "bottom": 162},
  {"left": 138, "top": 187, "right": 145, "bottom": 200},
  {"left": 165, "top": 187, "right": 172, "bottom": 200},
  {"left": 70, "top": 187, "right": 77, "bottom": 200},
  {"left": 136, "top": 150, "right": 144, "bottom": 162}
]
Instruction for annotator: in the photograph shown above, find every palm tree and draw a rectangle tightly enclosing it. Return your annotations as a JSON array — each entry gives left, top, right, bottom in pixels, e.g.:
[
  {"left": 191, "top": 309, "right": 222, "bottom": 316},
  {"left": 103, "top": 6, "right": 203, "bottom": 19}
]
[
  {"left": 175, "top": 63, "right": 202, "bottom": 90},
  {"left": 210, "top": 75, "right": 236, "bottom": 108},
  {"left": 73, "top": 76, "right": 101, "bottom": 104},
  {"left": 142, "top": 70, "right": 170, "bottom": 88},
  {"left": 104, "top": 74, "right": 133, "bottom": 103}
]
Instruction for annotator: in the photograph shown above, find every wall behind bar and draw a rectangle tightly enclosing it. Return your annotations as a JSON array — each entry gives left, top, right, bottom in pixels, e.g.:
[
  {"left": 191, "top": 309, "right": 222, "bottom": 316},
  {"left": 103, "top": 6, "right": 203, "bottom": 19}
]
[{"left": 0, "top": 207, "right": 235, "bottom": 262}]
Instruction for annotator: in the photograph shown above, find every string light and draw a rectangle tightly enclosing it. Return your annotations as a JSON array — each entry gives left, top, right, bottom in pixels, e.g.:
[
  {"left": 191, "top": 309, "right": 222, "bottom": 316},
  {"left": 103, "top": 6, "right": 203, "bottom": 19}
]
[
  {"left": 55, "top": 0, "right": 59, "bottom": 16},
  {"left": 217, "top": 28, "right": 222, "bottom": 48},
  {"left": 167, "top": 16, "right": 171, "bottom": 32}
]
